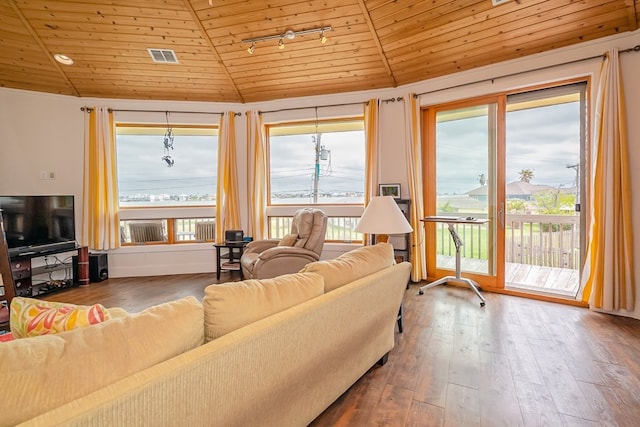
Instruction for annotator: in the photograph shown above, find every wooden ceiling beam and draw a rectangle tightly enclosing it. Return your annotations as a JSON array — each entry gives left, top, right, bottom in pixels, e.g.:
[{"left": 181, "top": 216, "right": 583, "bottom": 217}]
[
  {"left": 356, "top": 0, "right": 396, "bottom": 87},
  {"left": 182, "top": 0, "right": 244, "bottom": 103},
  {"left": 7, "top": 0, "right": 80, "bottom": 97}
]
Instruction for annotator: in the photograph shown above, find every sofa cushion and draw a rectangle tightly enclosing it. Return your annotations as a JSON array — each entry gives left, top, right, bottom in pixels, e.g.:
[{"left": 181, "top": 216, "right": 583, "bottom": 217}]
[
  {"left": 278, "top": 233, "right": 298, "bottom": 247},
  {"left": 299, "top": 243, "right": 395, "bottom": 292},
  {"left": 203, "top": 272, "right": 324, "bottom": 341},
  {"left": 9, "top": 296, "right": 115, "bottom": 338},
  {"left": 0, "top": 296, "right": 203, "bottom": 427}
]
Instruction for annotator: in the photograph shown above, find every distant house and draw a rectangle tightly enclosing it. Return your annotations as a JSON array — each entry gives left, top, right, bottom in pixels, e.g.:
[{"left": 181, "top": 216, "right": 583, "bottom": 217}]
[
  {"left": 467, "top": 181, "right": 558, "bottom": 202},
  {"left": 436, "top": 194, "right": 487, "bottom": 214}
]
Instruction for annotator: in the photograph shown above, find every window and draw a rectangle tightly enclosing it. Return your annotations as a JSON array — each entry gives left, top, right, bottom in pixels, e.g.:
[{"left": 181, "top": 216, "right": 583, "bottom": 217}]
[
  {"left": 266, "top": 118, "right": 365, "bottom": 242},
  {"left": 116, "top": 125, "right": 218, "bottom": 206},
  {"left": 115, "top": 125, "right": 218, "bottom": 245},
  {"left": 267, "top": 119, "right": 365, "bottom": 205}
]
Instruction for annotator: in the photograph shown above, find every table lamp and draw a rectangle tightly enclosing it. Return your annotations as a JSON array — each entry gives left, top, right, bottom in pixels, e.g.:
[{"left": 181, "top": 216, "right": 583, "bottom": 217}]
[{"left": 354, "top": 196, "right": 413, "bottom": 243}]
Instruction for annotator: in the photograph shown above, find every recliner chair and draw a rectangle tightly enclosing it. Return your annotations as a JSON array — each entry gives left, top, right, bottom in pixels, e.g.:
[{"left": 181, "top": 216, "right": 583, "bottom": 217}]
[{"left": 240, "top": 208, "right": 327, "bottom": 280}]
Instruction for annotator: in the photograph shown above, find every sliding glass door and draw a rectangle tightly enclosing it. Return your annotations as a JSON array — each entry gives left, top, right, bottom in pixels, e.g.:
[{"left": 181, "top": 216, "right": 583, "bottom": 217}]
[
  {"left": 423, "top": 81, "right": 587, "bottom": 297},
  {"left": 504, "top": 83, "right": 586, "bottom": 297},
  {"left": 424, "top": 96, "right": 502, "bottom": 289}
]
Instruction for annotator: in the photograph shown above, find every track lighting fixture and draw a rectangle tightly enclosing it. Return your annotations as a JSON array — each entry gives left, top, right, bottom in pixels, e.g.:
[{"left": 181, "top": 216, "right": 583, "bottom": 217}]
[{"left": 241, "top": 26, "right": 332, "bottom": 54}]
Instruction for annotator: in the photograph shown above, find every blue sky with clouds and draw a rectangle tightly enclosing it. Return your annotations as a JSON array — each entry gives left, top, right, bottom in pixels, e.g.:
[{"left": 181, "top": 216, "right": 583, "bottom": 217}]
[
  {"left": 437, "top": 101, "right": 580, "bottom": 195},
  {"left": 115, "top": 99, "right": 581, "bottom": 203}
]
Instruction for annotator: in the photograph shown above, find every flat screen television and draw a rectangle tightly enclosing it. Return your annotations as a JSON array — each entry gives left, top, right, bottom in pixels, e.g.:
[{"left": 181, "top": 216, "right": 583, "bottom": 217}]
[{"left": 0, "top": 195, "right": 77, "bottom": 257}]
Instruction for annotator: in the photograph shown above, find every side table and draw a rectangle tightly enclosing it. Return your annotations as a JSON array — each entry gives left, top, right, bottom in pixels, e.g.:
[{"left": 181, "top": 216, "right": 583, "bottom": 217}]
[{"left": 214, "top": 242, "right": 248, "bottom": 280}]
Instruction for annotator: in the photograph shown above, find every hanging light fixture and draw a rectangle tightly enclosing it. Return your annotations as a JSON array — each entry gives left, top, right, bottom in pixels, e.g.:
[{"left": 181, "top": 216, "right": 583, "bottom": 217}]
[
  {"left": 162, "top": 111, "right": 175, "bottom": 167},
  {"left": 242, "top": 26, "right": 332, "bottom": 54}
]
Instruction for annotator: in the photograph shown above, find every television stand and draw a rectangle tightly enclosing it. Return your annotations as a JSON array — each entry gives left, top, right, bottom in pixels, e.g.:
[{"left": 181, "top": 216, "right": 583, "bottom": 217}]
[{"left": 8, "top": 246, "right": 89, "bottom": 298}]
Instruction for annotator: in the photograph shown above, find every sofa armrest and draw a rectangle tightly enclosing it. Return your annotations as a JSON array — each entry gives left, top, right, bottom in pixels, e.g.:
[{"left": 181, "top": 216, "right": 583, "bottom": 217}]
[
  {"left": 257, "top": 246, "right": 319, "bottom": 262},
  {"left": 244, "top": 239, "right": 279, "bottom": 254}
]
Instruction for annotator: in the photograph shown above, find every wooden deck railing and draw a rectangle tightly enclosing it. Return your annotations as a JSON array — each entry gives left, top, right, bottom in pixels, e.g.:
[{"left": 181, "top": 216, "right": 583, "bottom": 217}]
[
  {"left": 506, "top": 214, "right": 580, "bottom": 269},
  {"left": 269, "top": 216, "right": 362, "bottom": 242},
  {"left": 435, "top": 214, "right": 580, "bottom": 269}
]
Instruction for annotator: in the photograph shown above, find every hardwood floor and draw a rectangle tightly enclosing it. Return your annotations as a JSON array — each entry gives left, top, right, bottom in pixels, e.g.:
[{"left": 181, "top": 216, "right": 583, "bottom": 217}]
[{"left": 41, "top": 274, "right": 640, "bottom": 426}]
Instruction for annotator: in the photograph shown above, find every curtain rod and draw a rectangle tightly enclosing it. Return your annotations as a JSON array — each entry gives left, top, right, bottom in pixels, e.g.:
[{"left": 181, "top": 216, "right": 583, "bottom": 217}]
[
  {"left": 381, "top": 96, "right": 403, "bottom": 103},
  {"left": 80, "top": 107, "right": 239, "bottom": 116},
  {"left": 258, "top": 100, "right": 369, "bottom": 115},
  {"left": 414, "top": 44, "right": 640, "bottom": 98}
]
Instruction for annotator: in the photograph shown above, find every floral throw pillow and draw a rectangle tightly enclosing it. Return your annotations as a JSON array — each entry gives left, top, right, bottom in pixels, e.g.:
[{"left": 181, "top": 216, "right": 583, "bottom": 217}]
[{"left": 9, "top": 297, "right": 112, "bottom": 338}]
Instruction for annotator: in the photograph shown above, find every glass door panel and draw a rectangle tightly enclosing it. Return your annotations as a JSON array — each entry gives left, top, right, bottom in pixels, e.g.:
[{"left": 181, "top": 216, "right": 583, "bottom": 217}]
[
  {"left": 434, "top": 103, "right": 498, "bottom": 285},
  {"left": 504, "top": 83, "right": 586, "bottom": 297}
]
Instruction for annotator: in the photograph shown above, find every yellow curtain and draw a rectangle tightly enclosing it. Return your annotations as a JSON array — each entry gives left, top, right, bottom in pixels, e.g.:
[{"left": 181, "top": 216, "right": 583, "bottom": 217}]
[
  {"left": 363, "top": 99, "right": 380, "bottom": 246},
  {"left": 364, "top": 99, "right": 379, "bottom": 205},
  {"left": 404, "top": 94, "right": 427, "bottom": 282},
  {"left": 81, "top": 107, "right": 120, "bottom": 250},
  {"left": 246, "top": 111, "right": 268, "bottom": 240},
  {"left": 580, "top": 49, "right": 635, "bottom": 311},
  {"left": 216, "top": 112, "right": 241, "bottom": 243}
]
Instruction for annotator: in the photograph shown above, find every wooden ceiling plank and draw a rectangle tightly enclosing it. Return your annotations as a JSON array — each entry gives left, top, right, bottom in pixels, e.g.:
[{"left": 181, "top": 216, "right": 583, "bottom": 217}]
[
  {"left": 354, "top": 0, "right": 395, "bottom": 86},
  {"left": 624, "top": 0, "right": 638, "bottom": 29},
  {"left": 385, "top": 0, "right": 628, "bottom": 62},
  {"left": 196, "top": 0, "right": 360, "bottom": 23},
  {"left": 392, "top": 23, "right": 623, "bottom": 84},
  {"left": 202, "top": 5, "right": 363, "bottom": 42},
  {"left": 387, "top": 6, "right": 629, "bottom": 67},
  {"left": 32, "top": 22, "right": 206, "bottom": 39},
  {"left": 229, "top": 55, "right": 386, "bottom": 78},
  {"left": 15, "top": 0, "right": 188, "bottom": 10},
  {"left": 6, "top": 0, "right": 80, "bottom": 96},
  {"left": 181, "top": 0, "right": 244, "bottom": 102},
  {"left": 382, "top": 0, "right": 625, "bottom": 54},
  {"left": 377, "top": 0, "right": 564, "bottom": 45}
]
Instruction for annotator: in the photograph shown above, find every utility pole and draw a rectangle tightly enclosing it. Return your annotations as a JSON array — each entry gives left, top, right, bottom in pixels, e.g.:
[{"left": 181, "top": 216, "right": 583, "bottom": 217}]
[
  {"left": 566, "top": 163, "right": 579, "bottom": 211},
  {"left": 313, "top": 133, "right": 322, "bottom": 203}
]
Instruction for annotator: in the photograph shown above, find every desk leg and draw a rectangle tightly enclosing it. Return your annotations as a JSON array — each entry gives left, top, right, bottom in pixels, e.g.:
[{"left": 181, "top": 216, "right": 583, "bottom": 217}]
[{"left": 419, "top": 223, "right": 486, "bottom": 307}]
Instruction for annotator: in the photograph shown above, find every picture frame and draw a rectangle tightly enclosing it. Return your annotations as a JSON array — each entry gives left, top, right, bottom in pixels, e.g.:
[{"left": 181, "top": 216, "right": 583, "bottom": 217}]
[{"left": 379, "top": 183, "right": 401, "bottom": 199}]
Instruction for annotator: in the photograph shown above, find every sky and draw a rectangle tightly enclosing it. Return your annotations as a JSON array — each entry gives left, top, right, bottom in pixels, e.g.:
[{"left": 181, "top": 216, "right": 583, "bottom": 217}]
[
  {"left": 115, "top": 99, "right": 582, "bottom": 202},
  {"left": 116, "top": 134, "right": 217, "bottom": 197},
  {"left": 436, "top": 101, "right": 581, "bottom": 195},
  {"left": 269, "top": 131, "right": 365, "bottom": 196}
]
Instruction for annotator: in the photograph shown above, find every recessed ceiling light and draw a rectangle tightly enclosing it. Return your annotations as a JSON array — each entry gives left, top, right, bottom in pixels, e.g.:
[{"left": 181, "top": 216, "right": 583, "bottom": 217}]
[{"left": 53, "top": 53, "right": 74, "bottom": 65}]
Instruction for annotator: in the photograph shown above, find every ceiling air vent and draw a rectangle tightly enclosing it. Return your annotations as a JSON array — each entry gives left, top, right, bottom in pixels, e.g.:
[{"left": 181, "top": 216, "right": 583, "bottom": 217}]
[{"left": 147, "top": 48, "right": 179, "bottom": 64}]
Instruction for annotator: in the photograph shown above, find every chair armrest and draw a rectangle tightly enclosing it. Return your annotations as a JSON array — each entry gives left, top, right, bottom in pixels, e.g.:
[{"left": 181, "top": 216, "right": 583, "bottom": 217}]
[
  {"left": 257, "top": 246, "right": 319, "bottom": 262},
  {"left": 244, "top": 239, "right": 279, "bottom": 254}
]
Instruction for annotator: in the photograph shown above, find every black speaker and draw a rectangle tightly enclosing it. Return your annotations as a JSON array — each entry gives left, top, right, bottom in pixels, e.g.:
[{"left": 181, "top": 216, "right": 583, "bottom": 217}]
[
  {"left": 89, "top": 253, "right": 108, "bottom": 282},
  {"left": 73, "top": 253, "right": 108, "bottom": 283}
]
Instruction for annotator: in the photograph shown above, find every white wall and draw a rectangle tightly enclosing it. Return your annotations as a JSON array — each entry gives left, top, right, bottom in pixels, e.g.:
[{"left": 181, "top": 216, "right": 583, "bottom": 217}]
[{"left": 1, "top": 30, "right": 639, "bottom": 315}]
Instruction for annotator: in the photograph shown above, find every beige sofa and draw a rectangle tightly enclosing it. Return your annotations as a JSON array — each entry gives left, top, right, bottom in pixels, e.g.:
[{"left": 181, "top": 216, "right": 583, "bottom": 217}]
[{"left": 1, "top": 243, "right": 410, "bottom": 427}]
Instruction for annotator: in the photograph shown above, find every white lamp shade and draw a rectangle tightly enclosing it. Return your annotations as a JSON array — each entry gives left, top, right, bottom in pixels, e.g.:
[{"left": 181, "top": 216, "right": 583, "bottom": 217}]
[{"left": 354, "top": 196, "right": 413, "bottom": 235}]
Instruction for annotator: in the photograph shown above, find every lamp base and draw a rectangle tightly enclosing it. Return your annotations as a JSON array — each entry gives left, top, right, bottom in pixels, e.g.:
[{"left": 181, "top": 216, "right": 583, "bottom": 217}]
[{"left": 375, "top": 234, "right": 390, "bottom": 244}]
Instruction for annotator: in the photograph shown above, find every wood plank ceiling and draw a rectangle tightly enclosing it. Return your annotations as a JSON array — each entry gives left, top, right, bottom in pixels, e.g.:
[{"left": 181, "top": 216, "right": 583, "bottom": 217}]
[{"left": 0, "top": 0, "right": 638, "bottom": 103}]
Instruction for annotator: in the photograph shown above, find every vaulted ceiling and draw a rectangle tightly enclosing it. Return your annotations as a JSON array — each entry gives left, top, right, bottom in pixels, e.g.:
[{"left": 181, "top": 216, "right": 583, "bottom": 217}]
[{"left": 1, "top": 0, "right": 638, "bottom": 103}]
